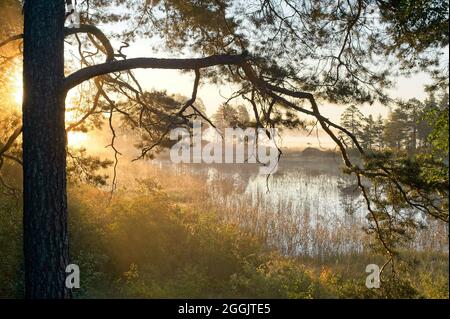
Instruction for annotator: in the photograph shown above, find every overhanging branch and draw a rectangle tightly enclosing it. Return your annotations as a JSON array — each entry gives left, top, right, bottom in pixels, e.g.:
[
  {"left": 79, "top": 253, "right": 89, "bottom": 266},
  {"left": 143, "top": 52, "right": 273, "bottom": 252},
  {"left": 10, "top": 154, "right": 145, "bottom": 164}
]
[
  {"left": 65, "top": 24, "right": 115, "bottom": 62},
  {"left": 0, "top": 34, "right": 23, "bottom": 49},
  {"left": 0, "top": 126, "right": 23, "bottom": 157},
  {"left": 64, "top": 54, "right": 247, "bottom": 92}
]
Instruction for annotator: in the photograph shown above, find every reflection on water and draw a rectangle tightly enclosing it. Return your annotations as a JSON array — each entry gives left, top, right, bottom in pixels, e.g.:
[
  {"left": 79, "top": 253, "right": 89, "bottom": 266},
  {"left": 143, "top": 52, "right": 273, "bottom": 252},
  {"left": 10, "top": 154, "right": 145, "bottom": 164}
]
[
  {"left": 149, "top": 157, "right": 369, "bottom": 257},
  {"left": 145, "top": 156, "right": 447, "bottom": 257},
  {"left": 158, "top": 157, "right": 363, "bottom": 220},
  {"left": 245, "top": 172, "right": 349, "bottom": 218}
]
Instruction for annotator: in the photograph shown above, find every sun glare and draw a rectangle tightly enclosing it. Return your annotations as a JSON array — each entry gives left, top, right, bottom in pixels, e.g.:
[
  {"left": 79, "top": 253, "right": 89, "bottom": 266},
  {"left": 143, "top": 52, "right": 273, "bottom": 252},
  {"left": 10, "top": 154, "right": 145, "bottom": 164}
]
[
  {"left": 11, "top": 71, "right": 23, "bottom": 106},
  {"left": 67, "top": 131, "right": 89, "bottom": 147},
  {"left": 65, "top": 88, "right": 92, "bottom": 147},
  {"left": 9, "top": 70, "right": 88, "bottom": 147}
]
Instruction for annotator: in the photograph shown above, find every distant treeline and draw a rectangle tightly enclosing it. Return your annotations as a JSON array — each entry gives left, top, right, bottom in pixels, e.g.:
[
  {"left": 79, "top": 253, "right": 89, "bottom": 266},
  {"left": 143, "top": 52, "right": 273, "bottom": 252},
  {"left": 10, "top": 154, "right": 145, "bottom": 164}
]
[{"left": 339, "top": 93, "right": 449, "bottom": 155}]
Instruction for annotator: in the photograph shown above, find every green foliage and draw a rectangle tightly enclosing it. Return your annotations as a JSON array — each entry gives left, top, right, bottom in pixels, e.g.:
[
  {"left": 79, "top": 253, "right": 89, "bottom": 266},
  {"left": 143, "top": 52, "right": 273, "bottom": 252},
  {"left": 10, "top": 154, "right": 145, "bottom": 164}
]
[
  {"left": 0, "top": 0, "right": 448, "bottom": 300},
  {"left": 0, "top": 176, "right": 448, "bottom": 299},
  {"left": 377, "top": 0, "right": 449, "bottom": 67},
  {"left": 339, "top": 105, "right": 365, "bottom": 149},
  {"left": 338, "top": 93, "right": 448, "bottom": 253},
  {"left": 68, "top": 184, "right": 275, "bottom": 298},
  {"left": 68, "top": 0, "right": 447, "bottom": 105},
  {"left": 341, "top": 95, "right": 447, "bottom": 154},
  {"left": 229, "top": 258, "right": 328, "bottom": 299},
  {"left": 0, "top": 193, "right": 23, "bottom": 298},
  {"left": 67, "top": 148, "right": 114, "bottom": 186},
  {"left": 424, "top": 96, "right": 449, "bottom": 158}
]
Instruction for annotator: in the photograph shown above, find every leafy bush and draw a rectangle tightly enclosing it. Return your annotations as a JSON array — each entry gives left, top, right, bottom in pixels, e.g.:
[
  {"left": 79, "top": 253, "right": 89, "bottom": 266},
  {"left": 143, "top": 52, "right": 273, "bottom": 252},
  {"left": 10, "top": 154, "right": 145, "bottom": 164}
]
[{"left": 0, "top": 179, "right": 448, "bottom": 298}]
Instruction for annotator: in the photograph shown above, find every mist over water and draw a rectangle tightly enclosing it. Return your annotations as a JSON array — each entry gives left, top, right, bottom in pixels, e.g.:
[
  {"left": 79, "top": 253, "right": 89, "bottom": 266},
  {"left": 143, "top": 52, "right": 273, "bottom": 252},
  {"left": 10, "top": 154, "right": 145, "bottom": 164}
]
[
  {"left": 133, "top": 156, "right": 365, "bottom": 256},
  {"left": 79, "top": 128, "right": 448, "bottom": 257},
  {"left": 139, "top": 155, "right": 447, "bottom": 257}
]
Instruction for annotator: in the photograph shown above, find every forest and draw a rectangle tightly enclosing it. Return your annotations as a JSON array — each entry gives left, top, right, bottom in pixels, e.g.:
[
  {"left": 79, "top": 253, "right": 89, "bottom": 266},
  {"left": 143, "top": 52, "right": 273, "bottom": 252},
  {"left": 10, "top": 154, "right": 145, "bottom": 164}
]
[{"left": 0, "top": 0, "right": 448, "bottom": 299}]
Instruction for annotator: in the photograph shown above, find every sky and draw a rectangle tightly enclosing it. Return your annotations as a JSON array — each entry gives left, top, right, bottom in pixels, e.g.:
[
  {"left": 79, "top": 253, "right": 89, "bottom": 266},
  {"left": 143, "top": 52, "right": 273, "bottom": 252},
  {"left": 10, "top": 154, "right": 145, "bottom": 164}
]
[
  {"left": 60, "top": 3, "right": 445, "bottom": 151},
  {"left": 0, "top": 1, "right": 443, "bottom": 151},
  {"left": 119, "top": 40, "right": 435, "bottom": 149}
]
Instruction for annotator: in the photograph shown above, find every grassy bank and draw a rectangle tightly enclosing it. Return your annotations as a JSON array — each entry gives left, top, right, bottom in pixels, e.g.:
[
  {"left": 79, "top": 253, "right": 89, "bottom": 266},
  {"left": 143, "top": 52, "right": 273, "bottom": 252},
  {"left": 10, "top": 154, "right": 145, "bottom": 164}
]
[{"left": 1, "top": 171, "right": 447, "bottom": 298}]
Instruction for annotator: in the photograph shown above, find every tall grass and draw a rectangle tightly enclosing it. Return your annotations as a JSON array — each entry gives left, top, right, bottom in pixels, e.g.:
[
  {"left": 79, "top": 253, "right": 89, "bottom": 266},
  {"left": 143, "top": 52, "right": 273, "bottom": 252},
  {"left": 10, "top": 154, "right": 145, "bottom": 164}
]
[
  {"left": 142, "top": 161, "right": 448, "bottom": 260},
  {"left": 0, "top": 158, "right": 448, "bottom": 298}
]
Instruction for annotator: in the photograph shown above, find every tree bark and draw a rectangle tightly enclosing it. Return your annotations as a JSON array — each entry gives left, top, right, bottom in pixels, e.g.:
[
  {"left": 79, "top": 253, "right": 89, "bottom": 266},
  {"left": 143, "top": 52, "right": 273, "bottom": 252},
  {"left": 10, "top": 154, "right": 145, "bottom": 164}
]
[{"left": 22, "top": 0, "right": 69, "bottom": 298}]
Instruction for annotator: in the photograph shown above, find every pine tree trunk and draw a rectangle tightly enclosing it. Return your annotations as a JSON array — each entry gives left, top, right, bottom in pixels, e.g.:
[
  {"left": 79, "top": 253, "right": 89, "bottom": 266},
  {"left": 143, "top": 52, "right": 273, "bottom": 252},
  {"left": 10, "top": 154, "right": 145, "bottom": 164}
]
[{"left": 22, "top": 0, "right": 70, "bottom": 299}]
